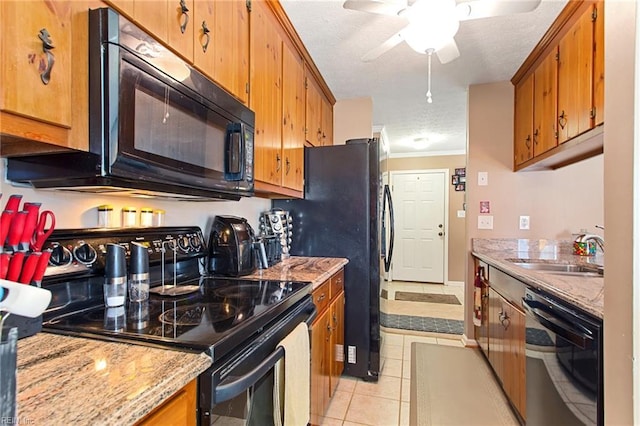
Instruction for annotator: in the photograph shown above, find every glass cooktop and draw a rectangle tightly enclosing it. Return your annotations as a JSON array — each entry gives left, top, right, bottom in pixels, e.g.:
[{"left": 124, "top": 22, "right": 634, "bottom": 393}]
[{"left": 43, "top": 277, "right": 311, "bottom": 358}]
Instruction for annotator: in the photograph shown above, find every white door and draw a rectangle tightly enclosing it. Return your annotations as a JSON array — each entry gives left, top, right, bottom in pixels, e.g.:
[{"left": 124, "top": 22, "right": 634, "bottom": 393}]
[{"left": 392, "top": 171, "right": 446, "bottom": 283}]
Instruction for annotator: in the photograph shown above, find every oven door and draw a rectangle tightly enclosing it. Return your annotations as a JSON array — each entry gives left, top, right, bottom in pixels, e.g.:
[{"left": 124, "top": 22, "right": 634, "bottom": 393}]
[
  {"left": 522, "top": 289, "right": 603, "bottom": 426},
  {"left": 199, "top": 297, "right": 316, "bottom": 425}
]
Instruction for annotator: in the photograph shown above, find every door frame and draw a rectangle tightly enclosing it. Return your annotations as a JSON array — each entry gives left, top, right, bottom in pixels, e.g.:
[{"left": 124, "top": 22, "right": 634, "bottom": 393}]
[{"left": 388, "top": 168, "right": 450, "bottom": 285}]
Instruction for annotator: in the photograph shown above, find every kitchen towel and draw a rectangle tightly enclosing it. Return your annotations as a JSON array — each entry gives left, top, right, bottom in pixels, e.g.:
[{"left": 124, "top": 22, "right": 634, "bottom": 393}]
[{"left": 273, "top": 322, "right": 310, "bottom": 426}]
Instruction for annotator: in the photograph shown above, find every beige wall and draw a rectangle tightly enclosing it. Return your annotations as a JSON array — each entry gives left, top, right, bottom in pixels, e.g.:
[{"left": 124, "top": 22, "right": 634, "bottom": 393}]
[
  {"left": 0, "top": 162, "right": 271, "bottom": 233},
  {"left": 333, "top": 97, "right": 373, "bottom": 145},
  {"left": 387, "top": 155, "right": 467, "bottom": 282},
  {"left": 466, "top": 82, "right": 604, "bottom": 328},
  {"left": 602, "top": 1, "right": 635, "bottom": 423}
]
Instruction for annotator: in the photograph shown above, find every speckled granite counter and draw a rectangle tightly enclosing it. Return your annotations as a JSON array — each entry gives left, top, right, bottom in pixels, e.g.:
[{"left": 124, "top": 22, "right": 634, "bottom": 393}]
[
  {"left": 16, "top": 333, "right": 211, "bottom": 425},
  {"left": 243, "top": 256, "right": 349, "bottom": 290},
  {"left": 472, "top": 238, "right": 604, "bottom": 318}
]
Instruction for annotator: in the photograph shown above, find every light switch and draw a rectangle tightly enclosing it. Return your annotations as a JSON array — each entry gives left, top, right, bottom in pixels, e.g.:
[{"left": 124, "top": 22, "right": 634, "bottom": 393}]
[
  {"left": 478, "top": 215, "right": 493, "bottom": 230},
  {"left": 457, "top": 210, "right": 466, "bottom": 218},
  {"left": 519, "top": 216, "right": 530, "bottom": 230},
  {"left": 478, "top": 171, "right": 488, "bottom": 186}
]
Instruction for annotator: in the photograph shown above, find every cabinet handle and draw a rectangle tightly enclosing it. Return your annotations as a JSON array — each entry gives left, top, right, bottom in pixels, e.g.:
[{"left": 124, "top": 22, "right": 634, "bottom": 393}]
[
  {"left": 333, "top": 312, "right": 337, "bottom": 325},
  {"left": 499, "top": 310, "right": 510, "bottom": 330},
  {"left": 558, "top": 110, "right": 567, "bottom": 129},
  {"left": 38, "top": 28, "right": 55, "bottom": 85},
  {"left": 525, "top": 135, "right": 531, "bottom": 149},
  {"left": 327, "top": 322, "right": 332, "bottom": 335},
  {"left": 201, "top": 21, "right": 211, "bottom": 53},
  {"left": 179, "top": 0, "right": 190, "bottom": 34},
  {"left": 533, "top": 128, "right": 539, "bottom": 145},
  {"left": 285, "top": 157, "right": 291, "bottom": 175},
  {"left": 316, "top": 293, "right": 326, "bottom": 302},
  {"left": 276, "top": 154, "right": 281, "bottom": 172}
]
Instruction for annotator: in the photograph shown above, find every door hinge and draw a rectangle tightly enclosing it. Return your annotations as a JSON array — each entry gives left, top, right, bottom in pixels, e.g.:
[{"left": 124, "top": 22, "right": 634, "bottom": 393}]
[
  {"left": 590, "top": 107, "right": 596, "bottom": 119},
  {"left": 304, "top": 77, "right": 308, "bottom": 90},
  {"left": 246, "top": 82, "right": 250, "bottom": 94},
  {"left": 592, "top": 7, "right": 597, "bottom": 21},
  {"left": 555, "top": 52, "right": 559, "bottom": 61},
  {"left": 246, "top": 0, "right": 252, "bottom": 12}
]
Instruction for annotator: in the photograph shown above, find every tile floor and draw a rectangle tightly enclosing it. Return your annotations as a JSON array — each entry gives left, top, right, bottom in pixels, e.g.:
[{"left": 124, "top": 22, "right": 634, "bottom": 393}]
[
  {"left": 381, "top": 281, "right": 465, "bottom": 321},
  {"left": 319, "top": 331, "right": 466, "bottom": 426}
]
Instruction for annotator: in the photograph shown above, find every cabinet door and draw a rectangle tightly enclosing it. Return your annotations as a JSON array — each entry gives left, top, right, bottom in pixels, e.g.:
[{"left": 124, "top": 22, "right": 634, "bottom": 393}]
[
  {"left": 310, "top": 308, "right": 330, "bottom": 426},
  {"left": 487, "top": 288, "right": 504, "bottom": 383},
  {"left": 249, "top": 0, "right": 282, "bottom": 186},
  {"left": 192, "top": 1, "right": 215, "bottom": 80},
  {"left": 166, "top": 0, "right": 194, "bottom": 61},
  {"left": 1, "top": 1, "right": 72, "bottom": 128},
  {"left": 504, "top": 302, "right": 526, "bottom": 420},
  {"left": 305, "top": 69, "right": 323, "bottom": 146},
  {"left": 321, "top": 97, "right": 333, "bottom": 146},
  {"left": 282, "top": 41, "right": 305, "bottom": 191},
  {"left": 533, "top": 48, "right": 558, "bottom": 156},
  {"left": 557, "top": 4, "right": 594, "bottom": 144},
  {"left": 329, "top": 292, "right": 345, "bottom": 397},
  {"left": 134, "top": 1, "right": 168, "bottom": 41},
  {"left": 513, "top": 73, "right": 534, "bottom": 166},
  {"left": 213, "top": 0, "right": 249, "bottom": 103},
  {"left": 105, "top": 0, "right": 134, "bottom": 17},
  {"left": 593, "top": 0, "right": 604, "bottom": 126}
]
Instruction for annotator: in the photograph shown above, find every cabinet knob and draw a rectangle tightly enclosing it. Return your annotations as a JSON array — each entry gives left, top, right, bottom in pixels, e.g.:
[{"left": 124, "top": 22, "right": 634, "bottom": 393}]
[
  {"left": 179, "top": 0, "right": 190, "bottom": 34},
  {"left": 285, "top": 157, "right": 291, "bottom": 175},
  {"left": 38, "top": 28, "right": 55, "bottom": 85},
  {"left": 276, "top": 154, "right": 281, "bottom": 172},
  {"left": 200, "top": 21, "right": 211, "bottom": 53},
  {"left": 558, "top": 110, "right": 567, "bottom": 129}
]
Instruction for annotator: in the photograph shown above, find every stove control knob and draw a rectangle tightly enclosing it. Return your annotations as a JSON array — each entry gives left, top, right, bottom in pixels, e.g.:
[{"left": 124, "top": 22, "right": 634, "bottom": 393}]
[
  {"left": 73, "top": 241, "right": 98, "bottom": 265},
  {"left": 190, "top": 234, "right": 203, "bottom": 251},
  {"left": 50, "top": 243, "right": 73, "bottom": 266},
  {"left": 177, "top": 235, "right": 191, "bottom": 252}
]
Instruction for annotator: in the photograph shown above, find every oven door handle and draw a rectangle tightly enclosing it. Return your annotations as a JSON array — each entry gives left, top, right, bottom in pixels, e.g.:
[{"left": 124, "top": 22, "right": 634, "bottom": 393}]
[
  {"left": 522, "top": 298, "right": 593, "bottom": 349},
  {"left": 215, "top": 305, "right": 316, "bottom": 404}
]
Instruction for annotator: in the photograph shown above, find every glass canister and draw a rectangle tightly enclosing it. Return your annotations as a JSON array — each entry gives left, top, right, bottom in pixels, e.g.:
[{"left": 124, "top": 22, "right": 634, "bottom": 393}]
[
  {"left": 97, "top": 204, "right": 114, "bottom": 228},
  {"left": 121, "top": 207, "right": 138, "bottom": 228},
  {"left": 153, "top": 209, "right": 165, "bottom": 227},
  {"left": 140, "top": 208, "right": 153, "bottom": 227}
]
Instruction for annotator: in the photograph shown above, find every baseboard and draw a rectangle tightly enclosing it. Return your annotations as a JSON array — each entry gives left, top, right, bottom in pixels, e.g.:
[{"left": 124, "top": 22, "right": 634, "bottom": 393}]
[
  {"left": 461, "top": 334, "right": 479, "bottom": 348},
  {"left": 446, "top": 280, "right": 464, "bottom": 287}
]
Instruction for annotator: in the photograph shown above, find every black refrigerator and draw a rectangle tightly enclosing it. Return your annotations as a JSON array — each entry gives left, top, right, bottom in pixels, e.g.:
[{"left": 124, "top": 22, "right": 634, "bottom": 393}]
[{"left": 274, "top": 138, "right": 394, "bottom": 382}]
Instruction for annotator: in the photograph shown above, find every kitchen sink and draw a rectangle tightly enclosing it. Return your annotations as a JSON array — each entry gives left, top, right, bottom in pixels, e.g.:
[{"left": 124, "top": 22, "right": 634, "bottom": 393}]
[{"left": 509, "top": 261, "right": 604, "bottom": 277}]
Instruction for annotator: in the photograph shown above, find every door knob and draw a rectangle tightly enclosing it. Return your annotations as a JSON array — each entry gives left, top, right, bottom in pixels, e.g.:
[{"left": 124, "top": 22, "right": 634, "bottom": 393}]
[{"left": 438, "top": 232, "right": 443, "bottom": 236}]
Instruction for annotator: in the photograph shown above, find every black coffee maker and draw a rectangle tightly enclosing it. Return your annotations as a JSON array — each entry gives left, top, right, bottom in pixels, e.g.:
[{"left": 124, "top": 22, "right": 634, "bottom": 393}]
[{"left": 207, "top": 216, "right": 256, "bottom": 277}]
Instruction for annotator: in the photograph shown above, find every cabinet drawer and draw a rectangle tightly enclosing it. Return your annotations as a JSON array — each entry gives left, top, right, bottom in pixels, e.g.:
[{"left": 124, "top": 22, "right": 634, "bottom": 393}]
[
  {"left": 312, "top": 280, "right": 330, "bottom": 314},
  {"left": 330, "top": 269, "right": 344, "bottom": 300}
]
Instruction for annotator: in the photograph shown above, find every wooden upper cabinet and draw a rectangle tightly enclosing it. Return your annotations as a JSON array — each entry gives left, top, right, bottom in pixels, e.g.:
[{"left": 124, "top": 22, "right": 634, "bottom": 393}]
[
  {"left": 250, "top": 0, "right": 283, "bottom": 186},
  {"left": 1, "top": 1, "right": 72, "bottom": 129},
  {"left": 321, "top": 97, "right": 333, "bottom": 146},
  {"left": 305, "top": 67, "right": 323, "bottom": 146},
  {"left": 593, "top": 0, "right": 604, "bottom": 126},
  {"left": 513, "top": 73, "right": 533, "bottom": 166},
  {"left": 557, "top": 4, "right": 594, "bottom": 144},
  {"left": 167, "top": 0, "right": 194, "bottom": 61},
  {"left": 106, "top": 0, "right": 134, "bottom": 17},
  {"left": 533, "top": 48, "right": 558, "bottom": 156},
  {"left": 134, "top": 1, "right": 168, "bottom": 41},
  {"left": 192, "top": 1, "right": 216, "bottom": 79},
  {"left": 282, "top": 41, "right": 305, "bottom": 191},
  {"left": 213, "top": 0, "right": 249, "bottom": 104}
]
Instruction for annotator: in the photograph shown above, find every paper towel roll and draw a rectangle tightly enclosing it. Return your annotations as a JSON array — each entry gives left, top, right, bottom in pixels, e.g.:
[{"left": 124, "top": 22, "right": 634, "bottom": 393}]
[{"left": 0, "top": 279, "right": 52, "bottom": 318}]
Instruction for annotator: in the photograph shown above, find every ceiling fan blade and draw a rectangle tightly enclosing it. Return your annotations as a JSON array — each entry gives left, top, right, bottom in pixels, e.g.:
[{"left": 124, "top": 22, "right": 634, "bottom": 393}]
[
  {"left": 436, "top": 39, "right": 460, "bottom": 64},
  {"left": 456, "top": 0, "right": 542, "bottom": 21},
  {"left": 343, "top": 0, "right": 407, "bottom": 16},
  {"left": 361, "top": 30, "right": 405, "bottom": 62}
]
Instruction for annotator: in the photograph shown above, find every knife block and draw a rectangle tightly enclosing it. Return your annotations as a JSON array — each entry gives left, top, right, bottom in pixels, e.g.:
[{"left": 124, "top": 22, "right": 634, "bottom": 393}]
[{"left": 3, "top": 314, "right": 42, "bottom": 339}]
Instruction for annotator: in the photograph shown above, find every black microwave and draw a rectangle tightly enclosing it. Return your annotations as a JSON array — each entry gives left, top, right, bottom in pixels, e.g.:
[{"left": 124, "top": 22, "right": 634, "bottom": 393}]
[{"left": 7, "top": 7, "right": 254, "bottom": 201}]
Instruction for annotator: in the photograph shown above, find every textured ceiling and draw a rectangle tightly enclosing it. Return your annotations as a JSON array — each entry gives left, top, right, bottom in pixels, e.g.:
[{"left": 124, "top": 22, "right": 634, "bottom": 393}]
[{"left": 281, "top": 0, "right": 568, "bottom": 156}]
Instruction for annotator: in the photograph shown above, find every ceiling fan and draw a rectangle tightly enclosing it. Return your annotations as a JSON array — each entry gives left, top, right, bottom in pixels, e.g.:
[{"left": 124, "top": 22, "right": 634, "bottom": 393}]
[{"left": 344, "top": 0, "right": 542, "bottom": 64}]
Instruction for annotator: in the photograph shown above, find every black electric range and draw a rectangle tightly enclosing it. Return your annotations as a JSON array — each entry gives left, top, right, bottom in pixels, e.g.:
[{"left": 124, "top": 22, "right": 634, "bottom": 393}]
[{"left": 39, "top": 227, "right": 313, "bottom": 362}]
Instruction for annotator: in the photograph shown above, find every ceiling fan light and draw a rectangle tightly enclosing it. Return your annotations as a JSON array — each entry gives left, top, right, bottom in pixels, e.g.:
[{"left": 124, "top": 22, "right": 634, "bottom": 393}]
[{"left": 402, "top": 18, "right": 459, "bottom": 53}]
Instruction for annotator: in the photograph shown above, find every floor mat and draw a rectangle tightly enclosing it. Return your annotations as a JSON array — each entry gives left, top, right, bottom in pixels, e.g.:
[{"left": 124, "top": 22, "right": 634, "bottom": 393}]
[
  {"left": 381, "top": 312, "right": 463, "bottom": 335},
  {"left": 395, "top": 291, "right": 461, "bottom": 305},
  {"left": 410, "top": 343, "right": 518, "bottom": 426}
]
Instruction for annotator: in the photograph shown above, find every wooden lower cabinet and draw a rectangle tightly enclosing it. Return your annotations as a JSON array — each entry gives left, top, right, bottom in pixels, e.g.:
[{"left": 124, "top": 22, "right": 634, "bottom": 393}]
[
  {"left": 488, "top": 288, "right": 526, "bottom": 420},
  {"left": 135, "top": 379, "right": 197, "bottom": 426},
  {"left": 310, "top": 269, "right": 345, "bottom": 425}
]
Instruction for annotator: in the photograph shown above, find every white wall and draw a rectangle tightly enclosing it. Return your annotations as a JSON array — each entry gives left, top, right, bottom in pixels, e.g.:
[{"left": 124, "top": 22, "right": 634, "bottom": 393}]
[
  {"left": 0, "top": 160, "right": 271, "bottom": 234},
  {"left": 333, "top": 97, "right": 373, "bottom": 145}
]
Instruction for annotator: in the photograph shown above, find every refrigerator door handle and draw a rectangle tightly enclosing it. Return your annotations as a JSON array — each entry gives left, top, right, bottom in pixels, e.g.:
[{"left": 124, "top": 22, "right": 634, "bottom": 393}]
[{"left": 383, "top": 184, "right": 394, "bottom": 273}]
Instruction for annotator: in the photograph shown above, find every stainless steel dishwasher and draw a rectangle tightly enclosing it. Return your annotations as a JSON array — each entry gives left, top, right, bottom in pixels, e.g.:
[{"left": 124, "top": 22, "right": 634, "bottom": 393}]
[{"left": 522, "top": 287, "right": 603, "bottom": 426}]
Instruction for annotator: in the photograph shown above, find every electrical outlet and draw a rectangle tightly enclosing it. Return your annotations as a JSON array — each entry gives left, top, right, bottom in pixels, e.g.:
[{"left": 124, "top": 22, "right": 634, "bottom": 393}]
[
  {"left": 478, "top": 215, "right": 493, "bottom": 230},
  {"left": 519, "top": 216, "right": 530, "bottom": 230},
  {"left": 478, "top": 171, "right": 488, "bottom": 186},
  {"left": 348, "top": 346, "right": 357, "bottom": 364}
]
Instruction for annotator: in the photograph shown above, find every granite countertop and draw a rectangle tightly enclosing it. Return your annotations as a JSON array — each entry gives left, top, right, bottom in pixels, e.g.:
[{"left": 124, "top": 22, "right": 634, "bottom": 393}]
[
  {"left": 472, "top": 239, "right": 604, "bottom": 318},
  {"left": 14, "top": 256, "right": 345, "bottom": 424},
  {"left": 243, "top": 256, "right": 349, "bottom": 290},
  {"left": 15, "top": 333, "right": 212, "bottom": 425}
]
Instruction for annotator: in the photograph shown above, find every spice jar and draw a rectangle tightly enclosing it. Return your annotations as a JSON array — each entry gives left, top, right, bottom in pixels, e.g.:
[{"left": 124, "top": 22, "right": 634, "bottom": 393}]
[
  {"left": 153, "top": 209, "right": 165, "bottom": 227},
  {"left": 97, "top": 205, "right": 114, "bottom": 228},
  {"left": 121, "top": 207, "right": 138, "bottom": 228},
  {"left": 140, "top": 208, "right": 153, "bottom": 227}
]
